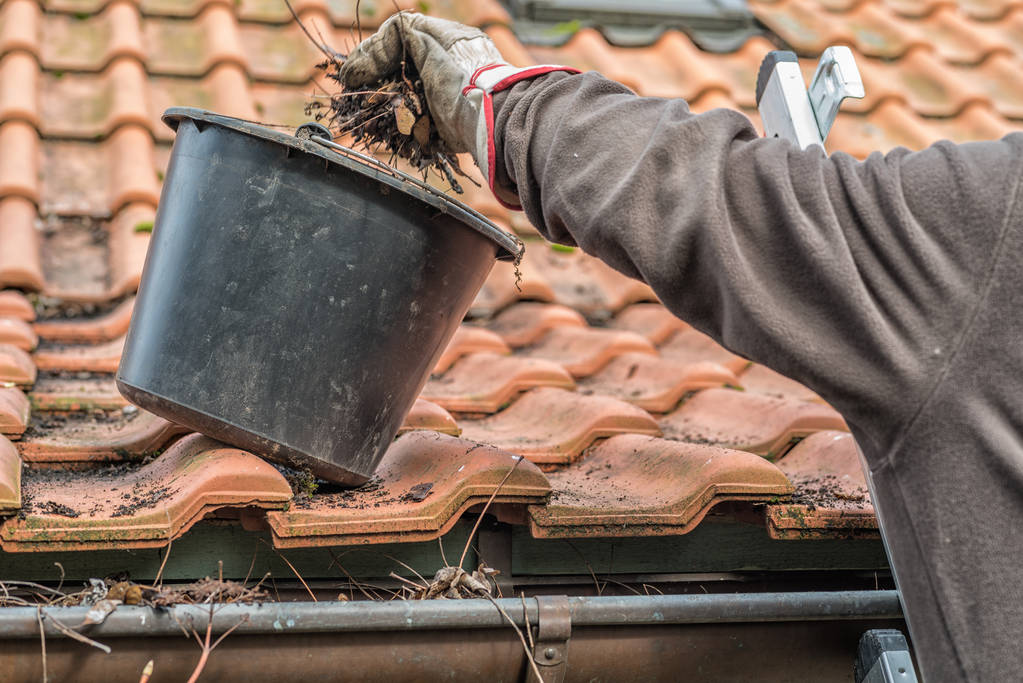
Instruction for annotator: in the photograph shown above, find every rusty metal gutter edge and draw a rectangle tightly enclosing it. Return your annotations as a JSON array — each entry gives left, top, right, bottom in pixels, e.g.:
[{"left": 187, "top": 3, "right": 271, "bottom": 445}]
[{"left": 0, "top": 591, "right": 901, "bottom": 639}]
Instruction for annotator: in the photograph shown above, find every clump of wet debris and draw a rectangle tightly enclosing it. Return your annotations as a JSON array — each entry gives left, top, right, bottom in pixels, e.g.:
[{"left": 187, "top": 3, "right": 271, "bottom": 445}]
[
  {"left": 291, "top": 2, "right": 476, "bottom": 193},
  {"left": 275, "top": 466, "right": 435, "bottom": 511}
]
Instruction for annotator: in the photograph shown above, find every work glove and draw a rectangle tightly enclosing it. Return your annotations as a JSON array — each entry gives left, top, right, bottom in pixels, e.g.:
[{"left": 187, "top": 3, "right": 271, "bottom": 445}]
[{"left": 338, "top": 12, "right": 578, "bottom": 208}]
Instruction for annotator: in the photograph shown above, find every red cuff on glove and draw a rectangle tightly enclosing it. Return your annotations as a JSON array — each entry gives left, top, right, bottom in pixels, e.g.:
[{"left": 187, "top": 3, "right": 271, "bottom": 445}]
[{"left": 463, "top": 64, "right": 581, "bottom": 210}]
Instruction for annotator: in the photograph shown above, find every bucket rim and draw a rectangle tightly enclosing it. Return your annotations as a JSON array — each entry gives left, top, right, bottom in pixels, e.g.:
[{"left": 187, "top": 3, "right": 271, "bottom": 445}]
[{"left": 161, "top": 107, "right": 524, "bottom": 262}]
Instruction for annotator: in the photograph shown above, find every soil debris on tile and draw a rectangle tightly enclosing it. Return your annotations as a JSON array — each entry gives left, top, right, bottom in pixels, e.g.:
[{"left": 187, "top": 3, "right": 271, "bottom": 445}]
[
  {"left": 37, "top": 500, "right": 80, "bottom": 517},
  {"left": 787, "top": 475, "right": 870, "bottom": 511},
  {"left": 111, "top": 484, "right": 176, "bottom": 517},
  {"left": 399, "top": 482, "right": 434, "bottom": 503}
]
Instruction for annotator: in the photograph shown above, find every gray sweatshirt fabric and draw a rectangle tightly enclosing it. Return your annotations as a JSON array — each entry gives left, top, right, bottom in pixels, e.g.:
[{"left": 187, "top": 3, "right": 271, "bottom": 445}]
[{"left": 492, "top": 71, "right": 1023, "bottom": 682}]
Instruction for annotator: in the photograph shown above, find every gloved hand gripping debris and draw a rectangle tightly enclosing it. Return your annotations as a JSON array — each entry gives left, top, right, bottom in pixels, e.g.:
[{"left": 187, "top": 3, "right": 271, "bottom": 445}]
[{"left": 303, "top": 11, "right": 576, "bottom": 198}]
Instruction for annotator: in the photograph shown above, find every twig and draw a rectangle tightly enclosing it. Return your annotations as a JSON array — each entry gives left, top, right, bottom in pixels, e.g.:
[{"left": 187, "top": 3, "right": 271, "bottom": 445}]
[
  {"left": 564, "top": 541, "right": 604, "bottom": 596},
  {"left": 354, "top": 0, "right": 363, "bottom": 44},
  {"left": 521, "top": 592, "right": 535, "bottom": 652},
  {"left": 459, "top": 457, "right": 524, "bottom": 569},
  {"left": 37, "top": 606, "right": 47, "bottom": 683},
  {"left": 376, "top": 552, "right": 429, "bottom": 587},
  {"left": 437, "top": 537, "right": 449, "bottom": 567},
  {"left": 326, "top": 550, "right": 382, "bottom": 601},
  {"left": 242, "top": 548, "right": 258, "bottom": 588},
  {"left": 154, "top": 535, "right": 173, "bottom": 587},
  {"left": 0, "top": 581, "right": 70, "bottom": 598},
  {"left": 53, "top": 563, "right": 65, "bottom": 595},
  {"left": 389, "top": 572, "right": 427, "bottom": 591},
  {"left": 259, "top": 539, "right": 315, "bottom": 601},
  {"left": 482, "top": 594, "right": 544, "bottom": 682},
  {"left": 185, "top": 605, "right": 214, "bottom": 683},
  {"left": 184, "top": 602, "right": 249, "bottom": 683},
  {"left": 283, "top": 0, "right": 334, "bottom": 60},
  {"left": 43, "top": 611, "right": 112, "bottom": 654}
]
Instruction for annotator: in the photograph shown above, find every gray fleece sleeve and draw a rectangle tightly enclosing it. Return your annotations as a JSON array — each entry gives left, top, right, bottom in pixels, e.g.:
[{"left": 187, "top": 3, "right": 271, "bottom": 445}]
[{"left": 492, "top": 71, "right": 1021, "bottom": 449}]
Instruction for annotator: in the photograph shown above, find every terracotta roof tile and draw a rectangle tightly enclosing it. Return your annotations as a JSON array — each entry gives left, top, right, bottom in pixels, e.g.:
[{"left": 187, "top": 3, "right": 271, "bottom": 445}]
[
  {"left": 658, "top": 328, "right": 750, "bottom": 375},
  {"left": 108, "top": 126, "right": 161, "bottom": 211},
  {"left": 0, "top": 198, "right": 44, "bottom": 292},
  {"left": 579, "top": 354, "right": 738, "bottom": 413},
  {"left": 0, "top": 343, "right": 36, "bottom": 386},
  {"left": 267, "top": 431, "right": 550, "bottom": 548},
  {"left": 0, "top": 121, "right": 40, "bottom": 205},
  {"left": 0, "top": 435, "right": 20, "bottom": 511},
  {"left": 531, "top": 247, "right": 657, "bottom": 314},
  {"left": 518, "top": 326, "right": 657, "bottom": 378},
  {"left": 40, "top": 58, "right": 151, "bottom": 140},
  {"left": 28, "top": 376, "right": 127, "bottom": 412},
  {"left": 659, "top": 387, "right": 847, "bottom": 458},
  {"left": 33, "top": 335, "right": 124, "bottom": 373},
  {"left": 0, "top": 317, "right": 38, "bottom": 351},
  {"left": 16, "top": 409, "right": 189, "bottom": 463},
  {"left": 484, "top": 302, "right": 586, "bottom": 347},
  {"left": 0, "top": 52, "right": 40, "bottom": 128},
  {"left": 0, "top": 433, "right": 291, "bottom": 552},
  {"left": 949, "top": 53, "right": 1023, "bottom": 119},
  {"left": 107, "top": 204, "right": 155, "bottom": 299},
  {"left": 750, "top": 0, "right": 914, "bottom": 59},
  {"left": 911, "top": 5, "right": 1015, "bottom": 64},
  {"left": 528, "top": 434, "right": 793, "bottom": 539},
  {"left": 0, "top": 387, "right": 31, "bottom": 437},
  {"left": 737, "top": 363, "right": 824, "bottom": 403},
  {"left": 422, "top": 352, "right": 575, "bottom": 414},
  {"left": 767, "top": 430, "right": 878, "bottom": 540},
  {"left": 32, "top": 298, "right": 134, "bottom": 343},
  {"left": 471, "top": 254, "right": 556, "bottom": 316},
  {"left": 950, "top": 0, "right": 1023, "bottom": 21},
  {"left": 0, "top": 0, "right": 42, "bottom": 57},
  {"left": 458, "top": 387, "right": 660, "bottom": 466},
  {"left": 239, "top": 9, "right": 325, "bottom": 82},
  {"left": 397, "top": 398, "right": 461, "bottom": 437},
  {"left": 609, "top": 303, "right": 689, "bottom": 345},
  {"left": 42, "top": 1, "right": 146, "bottom": 72},
  {"left": 39, "top": 133, "right": 160, "bottom": 216},
  {"left": 433, "top": 325, "right": 510, "bottom": 375},
  {"left": 0, "top": 291, "right": 35, "bottom": 322}
]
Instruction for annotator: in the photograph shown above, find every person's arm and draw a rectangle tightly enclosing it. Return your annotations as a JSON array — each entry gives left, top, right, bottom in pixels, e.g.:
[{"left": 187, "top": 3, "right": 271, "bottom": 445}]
[{"left": 494, "top": 71, "right": 1023, "bottom": 446}]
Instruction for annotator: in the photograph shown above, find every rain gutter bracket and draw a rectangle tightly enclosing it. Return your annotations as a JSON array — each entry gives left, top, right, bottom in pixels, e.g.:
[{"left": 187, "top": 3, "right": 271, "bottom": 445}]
[{"left": 527, "top": 595, "right": 572, "bottom": 683}]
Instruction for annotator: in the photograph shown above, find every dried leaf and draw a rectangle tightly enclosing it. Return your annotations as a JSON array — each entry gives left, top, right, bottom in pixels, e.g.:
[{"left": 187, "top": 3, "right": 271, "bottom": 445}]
[
  {"left": 394, "top": 101, "right": 416, "bottom": 135},
  {"left": 412, "top": 115, "right": 431, "bottom": 148}
]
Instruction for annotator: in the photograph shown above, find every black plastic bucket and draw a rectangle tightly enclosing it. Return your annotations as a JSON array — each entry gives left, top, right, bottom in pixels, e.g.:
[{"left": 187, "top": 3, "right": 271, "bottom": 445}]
[{"left": 117, "top": 108, "right": 521, "bottom": 486}]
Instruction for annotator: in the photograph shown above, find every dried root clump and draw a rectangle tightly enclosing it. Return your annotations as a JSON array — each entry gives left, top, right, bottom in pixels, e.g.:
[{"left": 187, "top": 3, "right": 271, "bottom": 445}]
[
  {"left": 301, "top": 15, "right": 476, "bottom": 193},
  {"left": 401, "top": 563, "right": 499, "bottom": 600}
]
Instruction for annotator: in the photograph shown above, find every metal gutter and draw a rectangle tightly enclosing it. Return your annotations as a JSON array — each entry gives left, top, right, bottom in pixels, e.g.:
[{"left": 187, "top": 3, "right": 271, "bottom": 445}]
[{"left": 0, "top": 590, "right": 901, "bottom": 639}]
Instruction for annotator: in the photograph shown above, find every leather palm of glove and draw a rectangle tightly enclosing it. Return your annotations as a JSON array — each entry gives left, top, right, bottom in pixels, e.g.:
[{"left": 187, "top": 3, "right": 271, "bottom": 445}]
[{"left": 338, "top": 12, "right": 578, "bottom": 209}]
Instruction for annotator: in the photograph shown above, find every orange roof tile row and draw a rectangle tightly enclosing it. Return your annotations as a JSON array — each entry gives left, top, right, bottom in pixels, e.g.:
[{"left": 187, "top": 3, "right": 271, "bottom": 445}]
[
  {"left": 12, "top": 0, "right": 1014, "bottom": 552},
  {"left": 1, "top": 295, "right": 872, "bottom": 549}
]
